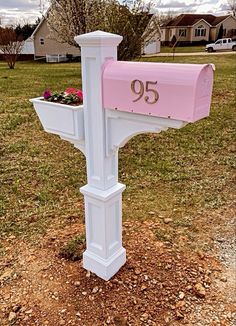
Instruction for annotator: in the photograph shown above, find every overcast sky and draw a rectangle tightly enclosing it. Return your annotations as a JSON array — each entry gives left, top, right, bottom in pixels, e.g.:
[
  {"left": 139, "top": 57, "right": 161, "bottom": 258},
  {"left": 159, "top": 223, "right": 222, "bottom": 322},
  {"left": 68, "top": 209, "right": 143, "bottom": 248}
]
[{"left": 0, "top": 0, "right": 231, "bottom": 26}]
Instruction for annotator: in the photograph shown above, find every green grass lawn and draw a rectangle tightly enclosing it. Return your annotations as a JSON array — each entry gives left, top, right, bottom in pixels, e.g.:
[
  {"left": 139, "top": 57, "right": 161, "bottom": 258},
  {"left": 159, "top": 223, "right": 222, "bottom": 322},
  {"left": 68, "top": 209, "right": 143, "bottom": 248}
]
[
  {"left": 0, "top": 55, "right": 235, "bottom": 244},
  {"left": 161, "top": 45, "right": 205, "bottom": 53}
]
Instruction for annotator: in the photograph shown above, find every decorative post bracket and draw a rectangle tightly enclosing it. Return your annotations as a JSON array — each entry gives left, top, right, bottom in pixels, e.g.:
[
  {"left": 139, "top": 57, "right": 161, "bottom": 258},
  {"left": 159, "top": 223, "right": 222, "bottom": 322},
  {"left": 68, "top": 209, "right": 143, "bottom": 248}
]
[
  {"left": 105, "top": 109, "right": 187, "bottom": 155},
  {"left": 31, "top": 30, "right": 214, "bottom": 281}
]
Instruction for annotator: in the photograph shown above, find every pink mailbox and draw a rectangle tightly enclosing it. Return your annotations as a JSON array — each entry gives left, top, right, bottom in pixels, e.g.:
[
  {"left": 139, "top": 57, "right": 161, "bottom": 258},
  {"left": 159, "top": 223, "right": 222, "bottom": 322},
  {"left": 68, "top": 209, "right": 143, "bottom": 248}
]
[{"left": 102, "top": 61, "right": 214, "bottom": 122}]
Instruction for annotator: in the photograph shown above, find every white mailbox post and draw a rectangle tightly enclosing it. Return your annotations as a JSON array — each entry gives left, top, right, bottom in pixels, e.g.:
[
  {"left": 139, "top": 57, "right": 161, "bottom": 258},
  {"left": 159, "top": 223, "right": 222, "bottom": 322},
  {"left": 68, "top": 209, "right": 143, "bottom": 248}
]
[
  {"left": 75, "top": 32, "right": 126, "bottom": 281},
  {"left": 31, "top": 30, "right": 214, "bottom": 281}
]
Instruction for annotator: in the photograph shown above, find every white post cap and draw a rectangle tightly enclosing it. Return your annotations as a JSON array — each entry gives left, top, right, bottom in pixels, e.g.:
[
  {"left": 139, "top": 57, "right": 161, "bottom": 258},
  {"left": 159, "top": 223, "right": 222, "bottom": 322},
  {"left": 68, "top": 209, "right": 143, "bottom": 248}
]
[{"left": 74, "top": 30, "right": 123, "bottom": 47}]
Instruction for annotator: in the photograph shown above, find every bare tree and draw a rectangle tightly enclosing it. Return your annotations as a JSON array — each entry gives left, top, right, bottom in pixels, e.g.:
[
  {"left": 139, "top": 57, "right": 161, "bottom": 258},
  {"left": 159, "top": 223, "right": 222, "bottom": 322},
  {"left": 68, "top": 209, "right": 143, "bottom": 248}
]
[
  {"left": 141, "top": 10, "right": 175, "bottom": 50},
  {"left": 157, "top": 10, "right": 175, "bottom": 26},
  {"left": 0, "top": 27, "right": 24, "bottom": 69},
  {"left": 142, "top": 14, "right": 161, "bottom": 46},
  {"left": 47, "top": 0, "right": 107, "bottom": 46},
  {"left": 46, "top": 0, "right": 154, "bottom": 60},
  {"left": 102, "top": 0, "right": 153, "bottom": 60},
  {"left": 39, "top": 0, "right": 50, "bottom": 14},
  {"left": 227, "top": 0, "right": 236, "bottom": 16}
]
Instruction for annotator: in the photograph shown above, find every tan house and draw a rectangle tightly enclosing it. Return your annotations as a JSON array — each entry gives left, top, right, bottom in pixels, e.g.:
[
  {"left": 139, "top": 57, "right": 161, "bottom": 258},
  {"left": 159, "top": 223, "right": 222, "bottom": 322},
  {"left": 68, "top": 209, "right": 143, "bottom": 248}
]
[
  {"left": 32, "top": 17, "right": 80, "bottom": 60},
  {"left": 161, "top": 14, "right": 236, "bottom": 45}
]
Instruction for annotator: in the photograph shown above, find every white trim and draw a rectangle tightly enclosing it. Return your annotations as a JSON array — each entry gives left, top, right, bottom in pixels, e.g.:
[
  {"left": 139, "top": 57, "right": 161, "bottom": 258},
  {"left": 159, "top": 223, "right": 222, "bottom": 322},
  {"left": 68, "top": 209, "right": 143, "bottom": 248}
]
[
  {"left": 142, "top": 15, "right": 161, "bottom": 39},
  {"left": 192, "top": 19, "right": 212, "bottom": 28},
  {"left": 31, "top": 8, "right": 50, "bottom": 38},
  {"left": 31, "top": 17, "right": 45, "bottom": 38}
]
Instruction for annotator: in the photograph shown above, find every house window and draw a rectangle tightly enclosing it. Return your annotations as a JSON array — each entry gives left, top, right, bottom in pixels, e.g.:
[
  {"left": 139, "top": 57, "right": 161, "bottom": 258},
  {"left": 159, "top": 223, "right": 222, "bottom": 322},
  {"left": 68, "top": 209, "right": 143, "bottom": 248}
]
[
  {"left": 39, "top": 37, "right": 45, "bottom": 45},
  {"left": 179, "top": 29, "right": 186, "bottom": 37},
  {"left": 170, "top": 30, "right": 172, "bottom": 37},
  {"left": 195, "top": 25, "right": 206, "bottom": 37}
]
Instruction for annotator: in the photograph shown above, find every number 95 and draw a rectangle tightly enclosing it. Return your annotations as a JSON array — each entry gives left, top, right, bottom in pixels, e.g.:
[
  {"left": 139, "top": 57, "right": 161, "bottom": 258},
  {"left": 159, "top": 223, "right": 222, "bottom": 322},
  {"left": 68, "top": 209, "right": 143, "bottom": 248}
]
[{"left": 131, "top": 80, "right": 159, "bottom": 104}]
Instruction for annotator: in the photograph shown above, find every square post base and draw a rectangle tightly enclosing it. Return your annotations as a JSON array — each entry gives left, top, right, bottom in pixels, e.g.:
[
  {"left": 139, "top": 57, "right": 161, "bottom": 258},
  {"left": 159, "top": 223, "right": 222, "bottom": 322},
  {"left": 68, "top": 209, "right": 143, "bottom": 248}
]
[
  {"left": 83, "top": 247, "right": 126, "bottom": 281},
  {"left": 80, "top": 183, "right": 126, "bottom": 281}
]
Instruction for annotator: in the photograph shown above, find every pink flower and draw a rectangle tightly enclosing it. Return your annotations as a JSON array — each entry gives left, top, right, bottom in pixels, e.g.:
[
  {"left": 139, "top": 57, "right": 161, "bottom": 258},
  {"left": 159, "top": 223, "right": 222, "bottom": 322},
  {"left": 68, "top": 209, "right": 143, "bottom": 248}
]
[
  {"left": 65, "top": 88, "right": 77, "bottom": 95},
  {"left": 43, "top": 89, "right": 52, "bottom": 99},
  {"left": 42, "top": 87, "right": 83, "bottom": 105},
  {"left": 77, "top": 90, "right": 83, "bottom": 101}
]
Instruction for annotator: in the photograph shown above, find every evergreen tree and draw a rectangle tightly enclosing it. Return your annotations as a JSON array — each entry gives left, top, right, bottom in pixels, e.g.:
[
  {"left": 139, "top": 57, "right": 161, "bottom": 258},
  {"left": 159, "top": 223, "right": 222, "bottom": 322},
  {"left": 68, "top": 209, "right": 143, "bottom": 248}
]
[
  {"left": 15, "top": 19, "right": 40, "bottom": 40},
  {"left": 217, "top": 24, "right": 224, "bottom": 40}
]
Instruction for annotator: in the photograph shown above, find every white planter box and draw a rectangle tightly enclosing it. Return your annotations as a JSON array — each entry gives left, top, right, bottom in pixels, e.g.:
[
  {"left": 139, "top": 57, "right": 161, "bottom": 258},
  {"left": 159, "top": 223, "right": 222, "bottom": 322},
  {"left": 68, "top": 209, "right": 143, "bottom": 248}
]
[{"left": 30, "top": 97, "right": 84, "bottom": 141}]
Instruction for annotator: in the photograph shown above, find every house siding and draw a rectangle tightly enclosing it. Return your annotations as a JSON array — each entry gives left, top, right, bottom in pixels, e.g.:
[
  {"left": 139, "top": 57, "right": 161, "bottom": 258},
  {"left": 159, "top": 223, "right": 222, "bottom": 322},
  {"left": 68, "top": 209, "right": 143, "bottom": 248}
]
[
  {"left": 162, "top": 27, "right": 177, "bottom": 42},
  {"left": 192, "top": 20, "right": 210, "bottom": 42},
  {"left": 34, "top": 20, "right": 80, "bottom": 57},
  {"left": 160, "top": 29, "right": 166, "bottom": 42},
  {"left": 142, "top": 18, "right": 161, "bottom": 54},
  {"left": 169, "top": 28, "right": 176, "bottom": 40},
  {"left": 176, "top": 27, "right": 191, "bottom": 41},
  {"left": 210, "top": 27, "right": 217, "bottom": 41},
  {"left": 215, "top": 16, "right": 236, "bottom": 40}
]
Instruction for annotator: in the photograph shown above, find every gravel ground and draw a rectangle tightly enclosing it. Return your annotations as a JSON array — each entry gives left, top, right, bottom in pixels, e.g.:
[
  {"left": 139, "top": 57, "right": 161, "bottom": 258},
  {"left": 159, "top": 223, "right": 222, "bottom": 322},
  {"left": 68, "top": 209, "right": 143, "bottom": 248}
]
[{"left": 0, "top": 206, "right": 235, "bottom": 325}]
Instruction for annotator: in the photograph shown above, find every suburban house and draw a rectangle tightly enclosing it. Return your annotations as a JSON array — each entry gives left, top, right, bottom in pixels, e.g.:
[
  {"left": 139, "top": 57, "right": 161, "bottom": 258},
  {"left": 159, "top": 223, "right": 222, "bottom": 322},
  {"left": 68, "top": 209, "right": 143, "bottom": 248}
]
[
  {"left": 31, "top": 16, "right": 80, "bottom": 61},
  {"left": 142, "top": 16, "right": 161, "bottom": 55},
  {"left": 161, "top": 14, "right": 236, "bottom": 45}
]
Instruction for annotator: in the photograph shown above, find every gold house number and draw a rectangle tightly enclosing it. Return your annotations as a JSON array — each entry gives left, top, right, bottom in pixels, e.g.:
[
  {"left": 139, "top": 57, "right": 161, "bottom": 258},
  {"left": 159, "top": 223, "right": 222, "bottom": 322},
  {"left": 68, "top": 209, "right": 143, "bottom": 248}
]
[{"left": 131, "top": 80, "right": 159, "bottom": 104}]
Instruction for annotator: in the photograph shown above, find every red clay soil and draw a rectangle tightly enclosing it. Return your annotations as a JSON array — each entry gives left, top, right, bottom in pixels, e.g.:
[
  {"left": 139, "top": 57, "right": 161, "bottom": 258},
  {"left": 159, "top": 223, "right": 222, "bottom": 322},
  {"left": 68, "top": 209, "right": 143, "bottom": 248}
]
[{"left": 0, "top": 207, "right": 235, "bottom": 326}]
